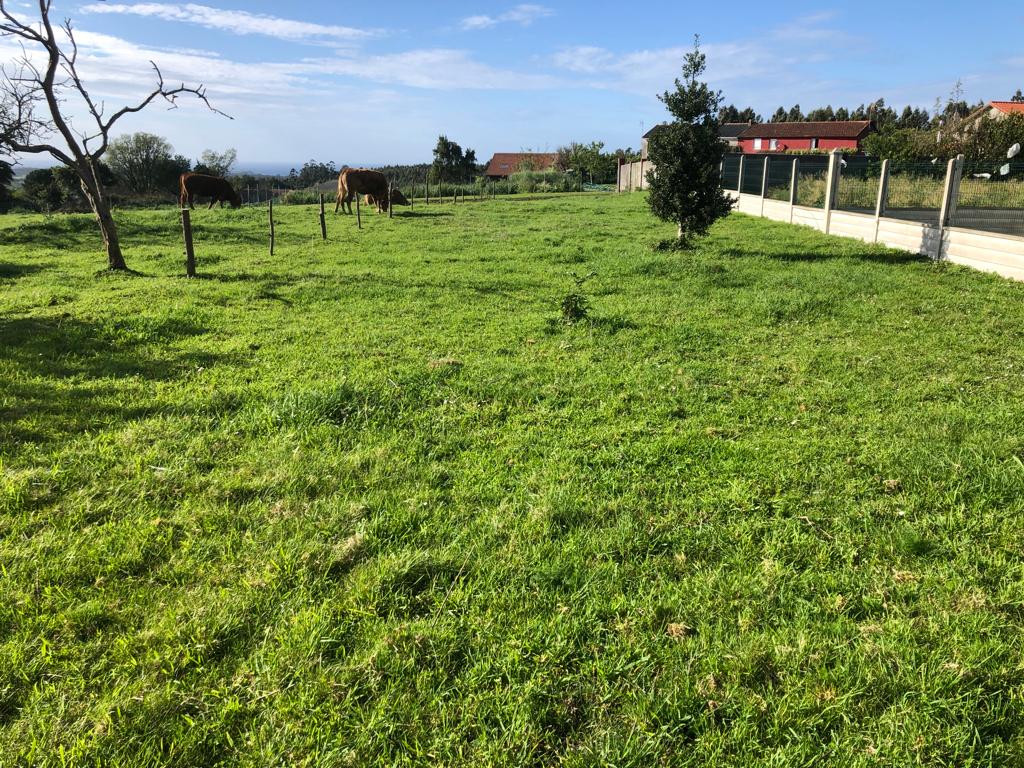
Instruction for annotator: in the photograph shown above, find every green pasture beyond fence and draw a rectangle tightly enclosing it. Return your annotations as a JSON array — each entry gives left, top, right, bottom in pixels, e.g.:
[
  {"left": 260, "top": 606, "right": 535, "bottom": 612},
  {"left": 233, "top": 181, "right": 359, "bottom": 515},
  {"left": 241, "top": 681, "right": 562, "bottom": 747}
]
[
  {"left": 239, "top": 169, "right": 614, "bottom": 208},
  {"left": 720, "top": 153, "right": 1024, "bottom": 236}
]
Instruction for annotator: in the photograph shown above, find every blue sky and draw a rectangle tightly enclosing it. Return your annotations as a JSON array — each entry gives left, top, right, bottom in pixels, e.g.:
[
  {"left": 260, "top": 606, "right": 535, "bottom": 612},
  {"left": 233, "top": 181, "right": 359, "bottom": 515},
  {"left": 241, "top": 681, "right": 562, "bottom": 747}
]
[{"left": 5, "top": 1, "right": 1023, "bottom": 169}]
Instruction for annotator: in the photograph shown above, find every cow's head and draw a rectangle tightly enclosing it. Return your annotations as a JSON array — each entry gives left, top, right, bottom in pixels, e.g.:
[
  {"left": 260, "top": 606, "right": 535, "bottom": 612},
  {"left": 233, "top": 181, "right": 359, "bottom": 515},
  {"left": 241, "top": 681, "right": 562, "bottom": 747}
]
[
  {"left": 390, "top": 189, "right": 411, "bottom": 206},
  {"left": 229, "top": 190, "right": 242, "bottom": 208}
]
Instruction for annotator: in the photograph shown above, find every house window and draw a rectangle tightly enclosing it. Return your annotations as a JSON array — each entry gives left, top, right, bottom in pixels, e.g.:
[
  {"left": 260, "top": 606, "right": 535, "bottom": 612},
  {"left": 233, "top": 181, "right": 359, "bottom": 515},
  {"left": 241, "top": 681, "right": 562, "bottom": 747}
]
[
  {"left": 753, "top": 138, "right": 762, "bottom": 150},
  {"left": 810, "top": 138, "right": 819, "bottom": 149},
  {"left": 770, "top": 139, "right": 778, "bottom": 150}
]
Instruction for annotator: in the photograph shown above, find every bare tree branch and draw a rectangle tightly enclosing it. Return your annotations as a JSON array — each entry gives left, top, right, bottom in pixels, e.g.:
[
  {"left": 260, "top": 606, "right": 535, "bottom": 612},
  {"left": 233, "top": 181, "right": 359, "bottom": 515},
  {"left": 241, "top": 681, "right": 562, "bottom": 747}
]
[{"left": 0, "top": 0, "right": 232, "bottom": 270}]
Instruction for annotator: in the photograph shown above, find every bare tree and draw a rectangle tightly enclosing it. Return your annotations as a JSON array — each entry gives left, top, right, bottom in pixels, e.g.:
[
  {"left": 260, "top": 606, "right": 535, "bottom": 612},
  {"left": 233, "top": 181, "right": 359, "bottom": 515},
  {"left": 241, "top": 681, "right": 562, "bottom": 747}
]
[{"left": 0, "top": 1, "right": 230, "bottom": 270}]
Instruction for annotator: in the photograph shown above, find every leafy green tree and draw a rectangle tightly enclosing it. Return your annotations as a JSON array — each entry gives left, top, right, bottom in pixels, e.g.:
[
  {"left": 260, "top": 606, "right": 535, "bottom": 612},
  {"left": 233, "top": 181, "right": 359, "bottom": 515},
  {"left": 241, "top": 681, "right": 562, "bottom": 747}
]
[
  {"left": 556, "top": 141, "right": 618, "bottom": 183},
  {"left": 1012, "top": 89, "right": 1024, "bottom": 103},
  {"left": 22, "top": 168, "right": 63, "bottom": 209},
  {"left": 736, "top": 107, "right": 760, "bottom": 123},
  {"left": 646, "top": 38, "right": 733, "bottom": 247},
  {"left": 106, "top": 133, "right": 189, "bottom": 195},
  {"left": 718, "top": 104, "right": 740, "bottom": 123},
  {"left": 861, "top": 128, "right": 934, "bottom": 162},
  {"left": 953, "top": 113, "right": 1024, "bottom": 162},
  {"left": 20, "top": 163, "right": 116, "bottom": 211},
  {"left": 430, "top": 135, "right": 477, "bottom": 183},
  {"left": 0, "top": 159, "right": 12, "bottom": 212},
  {"left": 835, "top": 107, "right": 850, "bottom": 121},
  {"left": 194, "top": 148, "right": 237, "bottom": 177},
  {"left": 787, "top": 104, "right": 804, "bottom": 122}
]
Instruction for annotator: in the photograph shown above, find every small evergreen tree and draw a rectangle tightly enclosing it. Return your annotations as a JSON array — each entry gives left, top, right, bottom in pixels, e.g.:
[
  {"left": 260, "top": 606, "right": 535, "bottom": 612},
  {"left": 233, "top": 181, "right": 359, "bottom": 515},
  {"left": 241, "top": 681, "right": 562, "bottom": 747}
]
[
  {"left": 646, "top": 38, "right": 733, "bottom": 248},
  {"left": 1012, "top": 89, "right": 1024, "bottom": 103},
  {"left": 771, "top": 106, "right": 788, "bottom": 123}
]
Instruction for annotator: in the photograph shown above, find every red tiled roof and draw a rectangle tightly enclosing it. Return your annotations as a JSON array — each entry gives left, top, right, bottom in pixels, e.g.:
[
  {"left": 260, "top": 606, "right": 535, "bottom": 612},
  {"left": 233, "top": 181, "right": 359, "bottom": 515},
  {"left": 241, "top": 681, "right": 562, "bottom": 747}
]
[
  {"left": 738, "top": 121, "right": 873, "bottom": 140},
  {"left": 484, "top": 152, "right": 559, "bottom": 177},
  {"left": 990, "top": 101, "right": 1024, "bottom": 114}
]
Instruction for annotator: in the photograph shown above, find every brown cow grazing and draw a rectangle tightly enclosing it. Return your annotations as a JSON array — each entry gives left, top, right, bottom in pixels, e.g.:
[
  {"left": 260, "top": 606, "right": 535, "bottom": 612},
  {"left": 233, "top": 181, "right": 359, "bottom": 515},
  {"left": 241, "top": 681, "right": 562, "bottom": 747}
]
[
  {"left": 363, "top": 189, "right": 411, "bottom": 213},
  {"left": 335, "top": 168, "right": 409, "bottom": 214},
  {"left": 179, "top": 172, "right": 242, "bottom": 210}
]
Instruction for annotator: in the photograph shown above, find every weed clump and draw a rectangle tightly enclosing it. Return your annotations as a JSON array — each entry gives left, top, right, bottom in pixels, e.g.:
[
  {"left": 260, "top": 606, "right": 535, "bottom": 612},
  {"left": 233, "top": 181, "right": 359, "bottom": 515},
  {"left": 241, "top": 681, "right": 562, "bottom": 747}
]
[{"left": 560, "top": 271, "right": 596, "bottom": 324}]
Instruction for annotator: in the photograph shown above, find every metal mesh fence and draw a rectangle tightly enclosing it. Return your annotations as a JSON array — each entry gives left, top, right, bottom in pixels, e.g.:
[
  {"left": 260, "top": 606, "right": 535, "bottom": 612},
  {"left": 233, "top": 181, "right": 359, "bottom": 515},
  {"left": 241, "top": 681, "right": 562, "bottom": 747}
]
[
  {"left": 765, "top": 156, "right": 796, "bottom": 201},
  {"left": 882, "top": 161, "right": 945, "bottom": 225},
  {"left": 952, "top": 160, "right": 1024, "bottom": 237},
  {"left": 721, "top": 155, "right": 741, "bottom": 191},
  {"left": 741, "top": 158, "right": 764, "bottom": 195},
  {"left": 835, "top": 155, "right": 883, "bottom": 213},
  {"left": 793, "top": 155, "right": 829, "bottom": 208}
]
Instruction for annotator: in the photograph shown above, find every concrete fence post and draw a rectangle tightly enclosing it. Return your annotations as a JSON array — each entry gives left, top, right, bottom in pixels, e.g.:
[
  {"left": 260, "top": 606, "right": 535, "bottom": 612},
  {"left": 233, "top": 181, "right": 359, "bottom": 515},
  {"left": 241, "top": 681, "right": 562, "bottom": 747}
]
[
  {"left": 639, "top": 158, "right": 645, "bottom": 191},
  {"left": 873, "top": 159, "right": 890, "bottom": 244},
  {"left": 737, "top": 155, "right": 746, "bottom": 199},
  {"left": 760, "top": 156, "right": 770, "bottom": 216},
  {"left": 937, "top": 153, "right": 965, "bottom": 260},
  {"left": 789, "top": 158, "right": 799, "bottom": 224},
  {"left": 823, "top": 149, "right": 842, "bottom": 234}
]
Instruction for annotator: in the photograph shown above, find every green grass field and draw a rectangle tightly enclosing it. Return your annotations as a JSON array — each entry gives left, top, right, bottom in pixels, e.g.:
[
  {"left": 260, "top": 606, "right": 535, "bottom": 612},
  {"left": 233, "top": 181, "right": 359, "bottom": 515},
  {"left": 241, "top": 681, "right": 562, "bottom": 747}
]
[{"left": 4, "top": 194, "right": 1024, "bottom": 766}]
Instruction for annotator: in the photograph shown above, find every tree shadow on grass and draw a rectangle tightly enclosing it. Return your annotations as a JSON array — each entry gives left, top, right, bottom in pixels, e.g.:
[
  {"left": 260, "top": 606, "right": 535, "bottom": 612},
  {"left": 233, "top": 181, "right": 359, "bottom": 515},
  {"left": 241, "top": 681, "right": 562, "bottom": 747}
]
[
  {"left": 393, "top": 211, "right": 454, "bottom": 218},
  {"left": 0, "top": 262, "right": 52, "bottom": 279},
  {"left": 0, "top": 314, "right": 235, "bottom": 448}
]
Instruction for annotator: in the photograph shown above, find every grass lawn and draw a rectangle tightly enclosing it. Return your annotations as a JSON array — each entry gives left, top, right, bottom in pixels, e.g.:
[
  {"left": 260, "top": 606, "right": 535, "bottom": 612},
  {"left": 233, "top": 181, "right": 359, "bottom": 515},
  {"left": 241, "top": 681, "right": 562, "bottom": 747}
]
[{"left": 4, "top": 193, "right": 1024, "bottom": 766}]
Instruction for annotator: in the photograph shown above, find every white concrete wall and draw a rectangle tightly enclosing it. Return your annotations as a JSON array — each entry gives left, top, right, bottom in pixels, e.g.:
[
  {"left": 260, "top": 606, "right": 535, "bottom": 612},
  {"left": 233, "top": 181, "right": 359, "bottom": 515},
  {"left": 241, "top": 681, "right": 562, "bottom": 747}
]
[
  {"left": 762, "top": 199, "right": 790, "bottom": 219},
  {"left": 943, "top": 228, "right": 1024, "bottom": 281},
  {"left": 618, "top": 160, "right": 655, "bottom": 192},
  {"left": 828, "top": 210, "right": 876, "bottom": 242},
  {"left": 791, "top": 205, "right": 826, "bottom": 233},
  {"left": 730, "top": 191, "right": 1024, "bottom": 281}
]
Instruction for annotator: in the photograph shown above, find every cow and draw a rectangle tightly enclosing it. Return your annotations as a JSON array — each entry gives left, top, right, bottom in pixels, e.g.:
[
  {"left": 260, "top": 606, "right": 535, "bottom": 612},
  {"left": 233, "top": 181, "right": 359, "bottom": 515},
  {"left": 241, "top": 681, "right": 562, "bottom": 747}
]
[
  {"left": 179, "top": 172, "right": 242, "bottom": 210},
  {"left": 335, "top": 168, "right": 409, "bottom": 214},
  {"left": 363, "top": 190, "right": 411, "bottom": 211}
]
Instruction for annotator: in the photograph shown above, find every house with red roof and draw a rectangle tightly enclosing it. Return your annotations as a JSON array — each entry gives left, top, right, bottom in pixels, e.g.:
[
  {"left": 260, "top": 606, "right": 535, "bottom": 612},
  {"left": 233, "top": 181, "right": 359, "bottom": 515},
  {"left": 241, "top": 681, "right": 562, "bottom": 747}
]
[
  {"left": 964, "top": 101, "right": 1024, "bottom": 130},
  {"left": 738, "top": 121, "right": 874, "bottom": 153},
  {"left": 484, "top": 152, "right": 560, "bottom": 179}
]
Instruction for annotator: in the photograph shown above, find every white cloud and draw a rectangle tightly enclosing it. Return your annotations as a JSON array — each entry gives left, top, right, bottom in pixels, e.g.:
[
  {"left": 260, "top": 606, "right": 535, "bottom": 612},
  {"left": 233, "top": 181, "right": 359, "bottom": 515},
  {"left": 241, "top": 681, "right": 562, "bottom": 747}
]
[
  {"left": 460, "top": 4, "right": 553, "bottom": 30},
  {"left": 548, "top": 14, "right": 862, "bottom": 107},
  {"left": 79, "top": 3, "right": 378, "bottom": 43},
  {"left": 299, "top": 49, "right": 562, "bottom": 90}
]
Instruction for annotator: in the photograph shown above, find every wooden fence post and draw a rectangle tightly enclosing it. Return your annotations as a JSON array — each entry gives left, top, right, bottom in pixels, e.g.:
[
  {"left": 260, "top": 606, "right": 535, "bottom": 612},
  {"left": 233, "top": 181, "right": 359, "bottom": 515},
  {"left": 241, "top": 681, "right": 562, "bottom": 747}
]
[
  {"left": 355, "top": 193, "right": 361, "bottom": 230},
  {"left": 789, "top": 157, "right": 799, "bottom": 224},
  {"left": 388, "top": 181, "right": 393, "bottom": 219},
  {"left": 319, "top": 193, "right": 327, "bottom": 240},
  {"left": 268, "top": 197, "right": 275, "bottom": 256},
  {"left": 873, "top": 159, "right": 890, "bottom": 243},
  {"left": 760, "top": 156, "right": 770, "bottom": 216},
  {"left": 425, "top": 176, "right": 430, "bottom": 205},
  {"left": 181, "top": 208, "right": 196, "bottom": 278}
]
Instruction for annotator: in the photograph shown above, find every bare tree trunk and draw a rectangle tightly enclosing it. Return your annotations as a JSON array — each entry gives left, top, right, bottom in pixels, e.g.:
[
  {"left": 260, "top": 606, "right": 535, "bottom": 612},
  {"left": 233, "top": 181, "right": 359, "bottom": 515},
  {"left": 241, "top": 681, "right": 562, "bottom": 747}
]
[{"left": 78, "top": 161, "right": 127, "bottom": 270}]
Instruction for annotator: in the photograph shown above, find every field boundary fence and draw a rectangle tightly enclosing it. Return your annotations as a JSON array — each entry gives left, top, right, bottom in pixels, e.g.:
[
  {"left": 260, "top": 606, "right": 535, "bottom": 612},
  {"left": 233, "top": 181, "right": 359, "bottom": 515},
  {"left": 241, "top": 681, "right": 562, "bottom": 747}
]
[{"left": 720, "top": 149, "right": 1024, "bottom": 281}]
